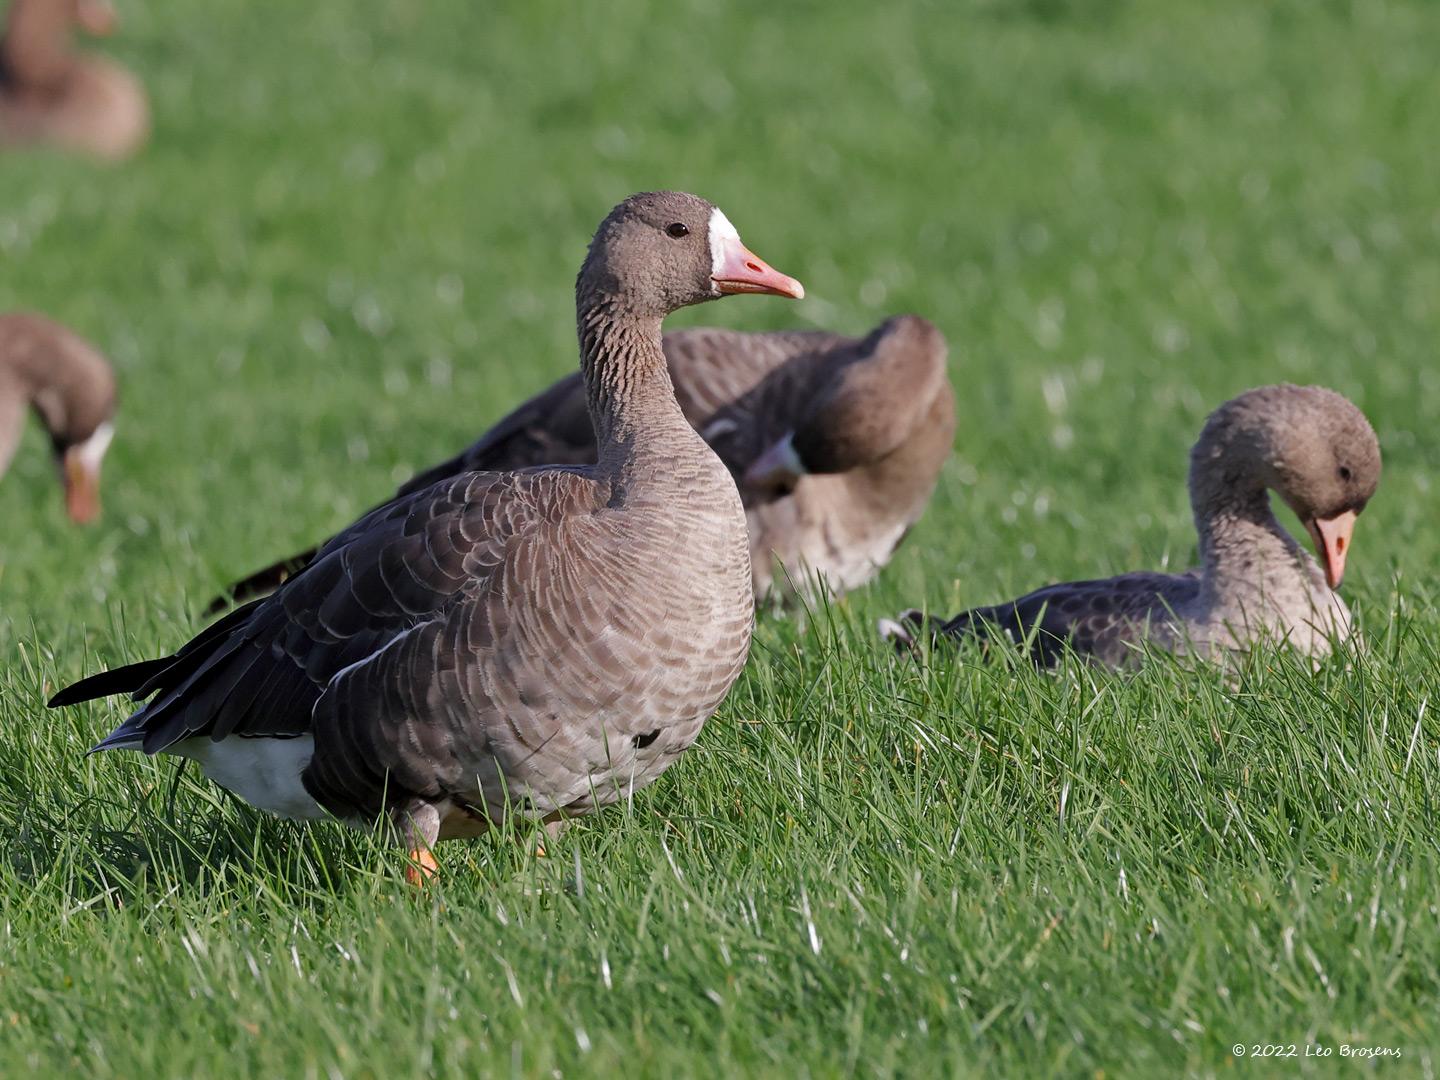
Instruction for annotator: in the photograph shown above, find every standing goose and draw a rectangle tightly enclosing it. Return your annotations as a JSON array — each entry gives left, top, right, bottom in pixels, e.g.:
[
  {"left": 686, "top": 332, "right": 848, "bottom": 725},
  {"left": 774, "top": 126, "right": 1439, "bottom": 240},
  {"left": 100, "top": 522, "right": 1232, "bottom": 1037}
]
[
  {"left": 883, "top": 385, "right": 1380, "bottom": 668},
  {"left": 215, "top": 315, "right": 953, "bottom": 608},
  {"left": 1, "top": 311, "right": 116, "bottom": 522},
  {"left": 0, "top": 0, "right": 148, "bottom": 160},
  {"left": 50, "top": 192, "right": 803, "bottom": 879}
]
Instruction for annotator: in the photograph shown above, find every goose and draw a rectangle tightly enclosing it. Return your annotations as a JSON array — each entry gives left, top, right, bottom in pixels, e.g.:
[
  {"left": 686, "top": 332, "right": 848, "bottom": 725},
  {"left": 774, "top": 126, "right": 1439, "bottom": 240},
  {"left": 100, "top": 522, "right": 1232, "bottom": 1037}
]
[
  {"left": 215, "top": 315, "right": 954, "bottom": 609},
  {"left": 1, "top": 311, "right": 116, "bottom": 522},
  {"left": 0, "top": 0, "right": 148, "bottom": 160},
  {"left": 50, "top": 192, "right": 804, "bottom": 881},
  {"left": 882, "top": 385, "right": 1380, "bottom": 668}
]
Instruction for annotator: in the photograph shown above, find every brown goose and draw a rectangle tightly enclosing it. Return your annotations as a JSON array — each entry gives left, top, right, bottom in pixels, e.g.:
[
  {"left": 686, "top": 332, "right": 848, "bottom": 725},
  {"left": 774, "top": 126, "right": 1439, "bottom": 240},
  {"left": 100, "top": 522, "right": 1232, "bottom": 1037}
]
[
  {"left": 50, "top": 192, "right": 803, "bottom": 880},
  {"left": 216, "top": 315, "right": 954, "bottom": 608},
  {"left": 884, "top": 385, "right": 1380, "bottom": 668},
  {"left": 0, "top": 311, "right": 116, "bottom": 522},
  {"left": 0, "top": 0, "right": 148, "bottom": 160}
]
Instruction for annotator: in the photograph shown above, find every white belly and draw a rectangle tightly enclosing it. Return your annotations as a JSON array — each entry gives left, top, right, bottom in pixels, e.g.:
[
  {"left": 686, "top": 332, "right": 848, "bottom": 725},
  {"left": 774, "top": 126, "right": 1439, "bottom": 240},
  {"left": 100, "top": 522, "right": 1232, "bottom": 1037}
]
[{"left": 173, "top": 735, "right": 328, "bottom": 821}]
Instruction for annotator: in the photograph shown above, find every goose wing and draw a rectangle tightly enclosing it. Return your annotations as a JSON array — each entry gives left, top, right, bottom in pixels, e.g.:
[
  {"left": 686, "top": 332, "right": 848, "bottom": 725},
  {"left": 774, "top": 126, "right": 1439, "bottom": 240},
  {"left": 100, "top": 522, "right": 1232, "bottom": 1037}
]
[
  {"left": 69, "top": 466, "right": 605, "bottom": 769},
  {"left": 940, "top": 570, "right": 1202, "bottom": 667}
]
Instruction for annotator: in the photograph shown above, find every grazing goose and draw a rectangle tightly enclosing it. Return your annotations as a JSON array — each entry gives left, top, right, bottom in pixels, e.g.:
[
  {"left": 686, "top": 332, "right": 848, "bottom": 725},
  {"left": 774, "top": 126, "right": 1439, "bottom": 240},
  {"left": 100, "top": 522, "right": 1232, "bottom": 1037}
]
[
  {"left": 51, "top": 192, "right": 804, "bottom": 880},
  {"left": 883, "top": 385, "right": 1380, "bottom": 668},
  {"left": 215, "top": 315, "right": 954, "bottom": 609},
  {"left": 0, "top": 0, "right": 148, "bottom": 160},
  {"left": 0, "top": 312, "right": 116, "bottom": 522}
]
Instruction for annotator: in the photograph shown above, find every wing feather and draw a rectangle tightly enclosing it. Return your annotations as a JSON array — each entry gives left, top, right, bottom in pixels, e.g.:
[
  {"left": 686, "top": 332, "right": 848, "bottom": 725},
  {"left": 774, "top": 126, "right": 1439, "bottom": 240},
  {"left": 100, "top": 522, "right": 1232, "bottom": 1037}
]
[
  {"left": 69, "top": 468, "right": 606, "bottom": 766},
  {"left": 938, "top": 571, "right": 1202, "bottom": 667}
]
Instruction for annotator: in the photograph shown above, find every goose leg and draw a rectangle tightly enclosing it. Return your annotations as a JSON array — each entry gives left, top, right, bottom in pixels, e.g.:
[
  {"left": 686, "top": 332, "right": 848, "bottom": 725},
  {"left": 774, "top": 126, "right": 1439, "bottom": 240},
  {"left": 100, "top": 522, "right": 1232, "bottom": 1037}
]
[
  {"left": 397, "top": 799, "right": 443, "bottom": 886},
  {"left": 534, "top": 817, "right": 571, "bottom": 857}
]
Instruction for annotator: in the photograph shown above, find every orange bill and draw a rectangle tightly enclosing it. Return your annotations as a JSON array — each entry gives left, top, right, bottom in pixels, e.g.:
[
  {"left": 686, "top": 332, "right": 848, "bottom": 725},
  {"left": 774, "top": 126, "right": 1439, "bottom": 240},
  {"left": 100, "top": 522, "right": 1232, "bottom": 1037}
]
[
  {"left": 1305, "top": 509, "right": 1357, "bottom": 589},
  {"left": 62, "top": 448, "right": 102, "bottom": 524},
  {"left": 711, "top": 235, "right": 804, "bottom": 299}
]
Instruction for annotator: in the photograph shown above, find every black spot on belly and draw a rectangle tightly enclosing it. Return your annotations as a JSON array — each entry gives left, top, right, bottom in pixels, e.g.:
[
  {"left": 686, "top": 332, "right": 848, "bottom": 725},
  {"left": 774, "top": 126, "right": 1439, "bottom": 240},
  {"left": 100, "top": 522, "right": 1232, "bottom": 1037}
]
[{"left": 632, "top": 730, "right": 661, "bottom": 749}]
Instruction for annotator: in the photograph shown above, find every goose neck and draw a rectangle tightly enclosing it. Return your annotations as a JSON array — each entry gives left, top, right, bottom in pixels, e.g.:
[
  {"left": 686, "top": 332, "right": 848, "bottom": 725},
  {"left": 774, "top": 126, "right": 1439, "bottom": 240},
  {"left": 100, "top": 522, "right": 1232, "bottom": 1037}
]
[
  {"left": 1194, "top": 487, "right": 1309, "bottom": 600},
  {"left": 578, "top": 299, "right": 689, "bottom": 455}
]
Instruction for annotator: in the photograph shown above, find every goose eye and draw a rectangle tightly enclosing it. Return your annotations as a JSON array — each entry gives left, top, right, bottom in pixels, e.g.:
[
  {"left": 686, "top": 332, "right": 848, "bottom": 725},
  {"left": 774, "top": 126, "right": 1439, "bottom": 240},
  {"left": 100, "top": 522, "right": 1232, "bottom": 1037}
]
[
  {"left": 1338, "top": 465, "right": 1353, "bottom": 481},
  {"left": 665, "top": 222, "right": 690, "bottom": 239}
]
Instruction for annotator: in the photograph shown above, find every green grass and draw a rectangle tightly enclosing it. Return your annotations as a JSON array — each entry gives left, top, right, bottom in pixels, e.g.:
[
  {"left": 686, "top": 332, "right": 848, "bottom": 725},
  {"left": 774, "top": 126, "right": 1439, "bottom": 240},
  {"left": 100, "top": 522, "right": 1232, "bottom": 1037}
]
[{"left": 3, "top": 0, "right": 1440, "bottom": 1074}]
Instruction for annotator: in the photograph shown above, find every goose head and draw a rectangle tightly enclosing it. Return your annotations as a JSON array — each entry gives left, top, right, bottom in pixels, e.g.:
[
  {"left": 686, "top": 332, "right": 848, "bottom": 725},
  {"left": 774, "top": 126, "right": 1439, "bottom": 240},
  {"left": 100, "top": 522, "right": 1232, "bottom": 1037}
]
[
  {"left": 1190, "top": 384, "right": 1380, "bottom": 588},
  {"left": 49, "top": 415, "right": 114, "bottom": 523},
  {"left": 1, "top": 313, "right": 117, "bottom": 524},
  {"left": 29, "top": 372, "right": 116, "bottom": 524},
  {"left": 578, "top": 191, "right": 803, "bottom": 318}
]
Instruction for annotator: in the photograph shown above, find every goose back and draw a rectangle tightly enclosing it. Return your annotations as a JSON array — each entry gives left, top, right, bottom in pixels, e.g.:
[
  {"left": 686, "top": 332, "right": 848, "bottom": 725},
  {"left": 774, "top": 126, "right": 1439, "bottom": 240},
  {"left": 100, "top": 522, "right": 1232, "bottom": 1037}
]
[{"left": 216, "top": 316, "right": 954, "bottom": 609}]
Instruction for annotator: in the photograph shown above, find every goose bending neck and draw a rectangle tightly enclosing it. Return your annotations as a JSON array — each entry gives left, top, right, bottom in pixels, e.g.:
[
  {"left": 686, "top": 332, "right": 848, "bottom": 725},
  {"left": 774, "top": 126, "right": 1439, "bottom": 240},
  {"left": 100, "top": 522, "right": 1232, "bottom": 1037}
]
[
  {"left": 1193, "top": 483, "right": 1307, "bottom": 602},
  {"left": 577, "top": 297, "right": 690, "bottom": 461}
]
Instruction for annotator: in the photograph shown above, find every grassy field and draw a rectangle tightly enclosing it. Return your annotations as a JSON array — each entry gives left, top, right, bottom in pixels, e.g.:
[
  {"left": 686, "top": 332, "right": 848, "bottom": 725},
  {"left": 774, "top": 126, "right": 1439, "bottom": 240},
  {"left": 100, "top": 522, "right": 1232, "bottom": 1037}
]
[{"left": 3, "top": 0, "right": 1439, "bottom": 1074}]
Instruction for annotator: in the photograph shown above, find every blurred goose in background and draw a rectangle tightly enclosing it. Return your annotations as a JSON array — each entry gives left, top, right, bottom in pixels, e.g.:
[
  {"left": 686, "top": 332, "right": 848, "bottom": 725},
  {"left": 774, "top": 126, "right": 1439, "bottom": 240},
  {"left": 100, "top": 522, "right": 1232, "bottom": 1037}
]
[
  {"left": 883, "top": 385, "right": 1380, "bottom": 668},
  {"left": 215, "top": 314, "right": 954, "bottom": 609},
  {"left": 0, "top": 0, "right": 148, "bottom": 160},
  {"left": 0, "top": 312, "right": 116, "bottom": 522},
  {"left": 51, "top": 192, "right": 803, "bottom": 881}
]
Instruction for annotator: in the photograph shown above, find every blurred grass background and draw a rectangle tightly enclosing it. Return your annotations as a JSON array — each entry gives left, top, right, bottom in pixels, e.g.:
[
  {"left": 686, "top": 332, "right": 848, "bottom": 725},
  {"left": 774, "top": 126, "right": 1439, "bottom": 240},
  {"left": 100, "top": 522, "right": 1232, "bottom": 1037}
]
[{"left": 1, "top": 0, "right": 1438, "bottom": 1075}]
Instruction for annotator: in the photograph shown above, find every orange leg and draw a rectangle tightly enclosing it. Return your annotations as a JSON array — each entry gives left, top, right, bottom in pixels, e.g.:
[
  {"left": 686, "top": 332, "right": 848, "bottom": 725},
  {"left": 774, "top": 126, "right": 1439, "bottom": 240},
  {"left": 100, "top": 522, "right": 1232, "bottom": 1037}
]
[
  {"left": 405, "top": 845, "right": 440, "bottom": 887},
  {"left": 398, "top": 799, "right": 443, "bottom": 887},
  {"left": 535, "top": 817, "right": 571, "bottom": 857}
]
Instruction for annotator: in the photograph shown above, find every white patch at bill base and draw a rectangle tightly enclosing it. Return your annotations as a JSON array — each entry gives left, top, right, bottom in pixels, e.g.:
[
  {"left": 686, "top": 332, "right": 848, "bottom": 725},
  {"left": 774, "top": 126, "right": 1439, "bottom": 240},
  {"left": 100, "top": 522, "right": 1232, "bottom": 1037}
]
[
  {"left": 72, "top": 421, "right": 115, "bottom": 471},
  {"left": 708, "top": 206, "right": 742, "bottom": 280}
]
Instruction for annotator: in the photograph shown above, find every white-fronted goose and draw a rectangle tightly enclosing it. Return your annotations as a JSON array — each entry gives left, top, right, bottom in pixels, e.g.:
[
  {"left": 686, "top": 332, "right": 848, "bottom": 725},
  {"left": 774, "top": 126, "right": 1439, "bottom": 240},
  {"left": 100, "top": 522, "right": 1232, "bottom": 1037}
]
[
  {"left": 216, "top": 315, "right": 954, "bottom": 608},
  {"left": 883, "top": 385, "right": 1380, "bottom": 668},
  {"left": 0, "top": 311, "right": 116, "bottom": 522},
  {"left": 0, "top": 0, "right": 148, "bottom": 160},
  {"left": 50, "top": 192, "right": 804, "bottom": 880}
]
